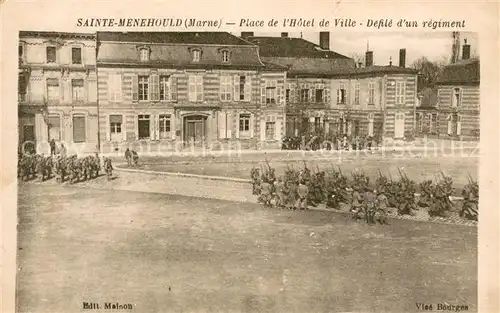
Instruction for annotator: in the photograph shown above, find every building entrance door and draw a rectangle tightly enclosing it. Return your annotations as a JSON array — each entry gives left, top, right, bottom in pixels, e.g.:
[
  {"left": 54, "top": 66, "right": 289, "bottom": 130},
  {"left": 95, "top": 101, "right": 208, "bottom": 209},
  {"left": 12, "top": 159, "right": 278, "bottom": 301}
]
[
  {"left": 184, "top": 115, "right": 207, "bottom": 146},
  {"left": 394, "top": 112, "right": 405, "bottom": 138}
]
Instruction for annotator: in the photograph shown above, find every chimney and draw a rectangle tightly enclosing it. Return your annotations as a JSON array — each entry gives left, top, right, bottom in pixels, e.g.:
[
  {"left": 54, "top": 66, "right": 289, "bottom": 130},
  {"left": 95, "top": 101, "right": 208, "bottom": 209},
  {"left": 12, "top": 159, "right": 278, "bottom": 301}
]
[
  {"left": 281, "top": 32, "right": 288, "bottom": 38},
  {"left": 365, "top": 51, "right": 373, "bottom": 67},
  {"left": 319, "top": 32, "right": 330, "bottom": 50},
  {"left": 241, "top": 32, "right": 254, "bottom": 38},
  {"left": 462, "top": 38, "right": 471, "bottom": 60},
  {"left": 399, "top": 48, "right": 406, "bottom": 68}
]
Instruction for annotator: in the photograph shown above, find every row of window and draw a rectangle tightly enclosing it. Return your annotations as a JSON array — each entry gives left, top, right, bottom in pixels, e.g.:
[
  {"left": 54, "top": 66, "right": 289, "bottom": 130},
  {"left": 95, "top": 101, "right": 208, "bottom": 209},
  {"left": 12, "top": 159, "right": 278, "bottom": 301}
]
[
  {"left": 108, "top": 74, "right": 256, "bottom": 103},
  {"left": 416, "top": 112, "right": 464, "bottom": 136},
  {"left": 105, "top": 113, "right": 277, "bottom": 140},
  {"left": 19, "top": 45, "right": 84, "bottom": 65},
  {"left": 46, "top": 78, "right": 85, "bottom": 102},
  {"left": 138, "top": 47, "right": 230, "bottom": 63},
  {"left": 47, "top": 114, "right": 87, "bottom": 143},
  {"left": 285, "top": 82, "right": 381, "bottom": 105}
]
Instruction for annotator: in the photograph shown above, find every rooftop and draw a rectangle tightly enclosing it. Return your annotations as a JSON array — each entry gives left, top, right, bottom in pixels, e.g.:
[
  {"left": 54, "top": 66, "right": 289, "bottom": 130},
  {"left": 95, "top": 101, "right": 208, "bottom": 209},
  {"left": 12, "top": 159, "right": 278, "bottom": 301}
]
[
  {"left": 246, "top": 36, "right": 350, "bottom": 59},
  {"left": 437, "top": 58, "right": 480, "bottom": 85},
  {"left": 97, "top": 32, "right": 254, "bottom": 46}
]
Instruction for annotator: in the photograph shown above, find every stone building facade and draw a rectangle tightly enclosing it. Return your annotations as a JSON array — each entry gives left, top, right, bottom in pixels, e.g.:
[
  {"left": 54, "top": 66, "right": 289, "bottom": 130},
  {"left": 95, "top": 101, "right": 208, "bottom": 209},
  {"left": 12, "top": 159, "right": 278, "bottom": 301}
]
[
  {"left": 96, "top": 32, "right": 287, "bottom": 153},
  {"left": 18, "top": 31, "right": 98, "bottom": 154}
]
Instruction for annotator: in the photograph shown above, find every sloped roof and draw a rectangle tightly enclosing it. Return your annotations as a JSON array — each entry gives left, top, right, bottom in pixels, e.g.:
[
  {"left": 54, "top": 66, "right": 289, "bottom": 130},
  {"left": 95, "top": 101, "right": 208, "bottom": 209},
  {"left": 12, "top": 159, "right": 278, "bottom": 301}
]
[
  {"left": 247, "top": 36, "right": 350, "bottom": 59},
  {"left": 96, "top": 32, "right": 277, "bottom": 70},
  {"left": 260, "top": 56, "right": 355, "bottom": 75},
  {"left": 97, "top": 32, "right": 253, "bottom": 45},
  {"left": 437, "top": 58, "right": 480, "bottom": 85}
]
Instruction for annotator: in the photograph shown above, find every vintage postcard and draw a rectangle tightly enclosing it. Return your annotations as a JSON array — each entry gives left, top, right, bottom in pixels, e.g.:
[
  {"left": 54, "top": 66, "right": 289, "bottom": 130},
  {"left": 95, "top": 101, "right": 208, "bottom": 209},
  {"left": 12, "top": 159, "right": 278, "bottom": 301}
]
[{"left": 1, "top": 0, "right": 499, "bottom": 312}]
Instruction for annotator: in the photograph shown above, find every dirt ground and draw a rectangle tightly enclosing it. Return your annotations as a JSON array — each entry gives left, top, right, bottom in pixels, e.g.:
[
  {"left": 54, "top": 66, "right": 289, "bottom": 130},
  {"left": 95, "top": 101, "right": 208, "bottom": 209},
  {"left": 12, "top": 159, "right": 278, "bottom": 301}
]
[{"left": 17, "top": 183, "right": 477, "bottom": 313}]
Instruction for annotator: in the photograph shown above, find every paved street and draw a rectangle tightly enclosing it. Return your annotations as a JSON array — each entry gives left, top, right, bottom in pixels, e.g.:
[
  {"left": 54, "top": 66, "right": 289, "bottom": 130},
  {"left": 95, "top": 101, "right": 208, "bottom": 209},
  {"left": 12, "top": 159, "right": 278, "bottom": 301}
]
[{"left": 17, "top": 182, "right": 477, "bottom": 313}]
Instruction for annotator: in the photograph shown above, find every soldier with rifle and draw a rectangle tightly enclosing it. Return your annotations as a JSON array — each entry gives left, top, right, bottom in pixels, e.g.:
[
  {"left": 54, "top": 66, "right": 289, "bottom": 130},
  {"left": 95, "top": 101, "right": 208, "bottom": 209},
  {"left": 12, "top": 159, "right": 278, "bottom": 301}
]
[{"left": 250, "top": 167, "right": 262, "bottom": 195}]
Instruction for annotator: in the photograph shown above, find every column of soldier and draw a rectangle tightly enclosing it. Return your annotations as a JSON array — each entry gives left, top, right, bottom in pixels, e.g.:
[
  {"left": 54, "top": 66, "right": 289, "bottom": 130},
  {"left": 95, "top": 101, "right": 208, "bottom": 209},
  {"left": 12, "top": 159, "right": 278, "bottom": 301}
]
[
  {"left": 251, "top": 162, "right": 479, "bottom": 224},
  {"left": 18, "top": 151, "right": 114, "bottom": 184}
]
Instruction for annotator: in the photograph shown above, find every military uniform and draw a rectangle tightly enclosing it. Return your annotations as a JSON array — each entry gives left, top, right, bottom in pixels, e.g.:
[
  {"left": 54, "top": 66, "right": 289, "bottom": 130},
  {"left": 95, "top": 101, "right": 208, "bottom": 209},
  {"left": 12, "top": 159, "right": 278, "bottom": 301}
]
[
  {"left": 274, "top": 179, "right": 285, "bottom": 209},
  {"left": 125, "top": 148, "right": 132, "bottom": 167},
  {"left": 375, "top": 192, "right": 389, "bottom": 224},
  {"left": 363, "top": 189, "right": 377, "bottom": 225},
  {"left": 296, "top": 182, "right": 309, "bottom": 210},
  {"left": 131, "top": 150, "right": 139, "bottom": 166},
  {"left": 350, "top": 186, "right": 364, "bottom": 220},
  {"left": 259, "top": 180, "right": 272, "bottom": 207},
  {"left": 250, "top": 168, "right": 261, "bottom": 195}
]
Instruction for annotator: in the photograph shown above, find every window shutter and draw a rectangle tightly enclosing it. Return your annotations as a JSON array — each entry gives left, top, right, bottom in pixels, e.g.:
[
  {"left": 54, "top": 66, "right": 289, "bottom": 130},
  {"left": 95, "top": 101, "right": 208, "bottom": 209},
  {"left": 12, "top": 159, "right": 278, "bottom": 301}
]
[
  {"left": 106, "top": 115, "right": 111, "bottom": 141},
  {"left": 325, "top": 87, "right": 330, "bottom": 105},
  {"left": 244, "top": 76, "right": 252, "bottom": 101},
  {"left": 108, "top": 75, "right": 114, "bottom": 102},
  {"left": 275, "top": 118, "right": 281, "bottom": 141},
  {"left": 336, "top": 89, "right": 341, "bottom": 104},
  {"left": 197, "top": 76, "right": 204, "bottom": 102},
  {"left": 149, "top": 75, "right": 154, "bottom": 101},
  {"left": 459, "top": 89, "right": 463, "bottom": 107},
  {"left": 122, "top": 115, "right": 128, "bottom": 141},
  {"left": 260, "top": 119, "right": 266, "bottom": 141},
  {"left": 150, "top": 114, "right": 156, "bottom": 140},
  {"left": 189, "top": 77, "right": 195, "bottom": 102},
  {"left": 132, "top": 75, "right": 138, "bottom": 102},
  {"left": 261, "top": 85, "right": 266, "bottom": 104},
  {"left": 218, "top": 111, "right": 226, "bottom": 139},
  {"left": 277, "top": 87, "right": 282, "bottom": 105},
  {"left": 447, "top": 115, "right": 452, "bottom": 135},
  {"left": 171, "top": 116, "right": 176, "bottom": 140},
  {"left": 134, "top": 114, "right": 139, "bottom": 140},
  {"left": 457, "top": 116, "right": 462, "bottom": 135},
  {"left": 310, "top": 87, "right": 316, "bottom": 103},
  {"left": 171, "top": 76, "right": 178, "bottom": 102},
  {"left": 150, "top": 74, "right": 159, "bottom": 102},
  {"left": 235, "top": 114, "right": 240, "bottom": 139},
  {"left": 233, "top": 75, "right": 240, "bottom": 102},
  {"left": 250, "top": 113, "right": 255, "bottom": 137},
  {"left": 227, "top": 111, "right": 232, "bottom": 138}
]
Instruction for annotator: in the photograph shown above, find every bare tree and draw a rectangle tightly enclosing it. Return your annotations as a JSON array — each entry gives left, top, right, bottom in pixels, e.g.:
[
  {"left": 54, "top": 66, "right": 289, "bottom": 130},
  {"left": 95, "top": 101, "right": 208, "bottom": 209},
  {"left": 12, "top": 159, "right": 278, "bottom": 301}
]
[{"left": 412, "top": 56, "right": 445, "bottom": 91}]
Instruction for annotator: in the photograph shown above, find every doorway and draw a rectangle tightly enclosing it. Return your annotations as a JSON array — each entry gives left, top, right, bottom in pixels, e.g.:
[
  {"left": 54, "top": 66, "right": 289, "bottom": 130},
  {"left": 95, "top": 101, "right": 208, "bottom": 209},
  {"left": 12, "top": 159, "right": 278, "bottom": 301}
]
[
  {"left": 138, "top": 114, "right": 151, "bottom": 139},
  {"left": 183, "top": 115, "right": 207, "bottom": 146},
  {"left": 394, "top": 112, "right": 405, "bottom": 138}
]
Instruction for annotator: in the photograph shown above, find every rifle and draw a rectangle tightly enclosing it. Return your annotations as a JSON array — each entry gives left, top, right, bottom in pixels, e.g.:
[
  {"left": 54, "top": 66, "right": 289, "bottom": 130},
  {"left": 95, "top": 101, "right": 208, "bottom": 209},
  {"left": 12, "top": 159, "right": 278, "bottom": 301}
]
[
  {"left": 265, "top": 159, "right": 272, "bottom": 171},
  {"left": 388, "top": 172, "right": 393, "bottom": 182}
]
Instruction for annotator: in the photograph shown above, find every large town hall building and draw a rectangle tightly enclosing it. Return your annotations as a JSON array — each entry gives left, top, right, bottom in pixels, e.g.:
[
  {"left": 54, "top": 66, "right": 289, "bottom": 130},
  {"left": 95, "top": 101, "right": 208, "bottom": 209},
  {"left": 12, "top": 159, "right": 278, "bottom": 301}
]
[{"left": 19, "top": 31, "right": 474, "bottom": 155}]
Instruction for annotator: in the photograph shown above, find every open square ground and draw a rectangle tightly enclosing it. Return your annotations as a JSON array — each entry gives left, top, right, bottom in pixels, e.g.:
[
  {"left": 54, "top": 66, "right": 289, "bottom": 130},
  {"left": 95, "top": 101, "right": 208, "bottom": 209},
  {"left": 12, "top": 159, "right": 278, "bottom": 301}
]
[{"left": 17, "top": 183, "right": 477, "bottom": 313}]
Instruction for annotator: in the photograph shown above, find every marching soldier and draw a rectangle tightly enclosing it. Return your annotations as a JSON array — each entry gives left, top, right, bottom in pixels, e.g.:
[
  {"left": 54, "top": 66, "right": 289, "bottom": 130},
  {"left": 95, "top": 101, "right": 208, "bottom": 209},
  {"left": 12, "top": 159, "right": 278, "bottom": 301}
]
[
  {"left": 125, "top": 148, "right": 132, "bottom": 167},
  {"left": 35, "top": 154, "right": 46, "bottom": 182},
  {"left": 131, "top": 150, "right": 139, "bottom": 167},
  {"left": 296, "top": 180, "right": 309, "bottom": 210},
  {"left": 103, "top": 157, "right": 114, "bottom": 180},
  {"left": 375, "top": 189, "right": 390, "bottom": 225},
  {"left": 274, "top": 177, "right": 285, "bottom": 209},
  {"left": 250, "top": 167, "right": 261, "bottom": 195},
  {"left": 363, "top": 187, "right": 377, "bottom": 225},
  {"left": 350, "top": 184, "right": 364, "bottom": 220},
  {"left": 259, "top": 177, "right": 272, "bottom": 208}
]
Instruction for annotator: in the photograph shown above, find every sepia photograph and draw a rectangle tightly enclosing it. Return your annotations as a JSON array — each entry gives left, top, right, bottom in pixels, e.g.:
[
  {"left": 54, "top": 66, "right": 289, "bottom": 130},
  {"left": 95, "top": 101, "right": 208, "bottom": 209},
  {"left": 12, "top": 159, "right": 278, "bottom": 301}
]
[{"left": 14, "top": 29, "right": 482, "bottom": 312}]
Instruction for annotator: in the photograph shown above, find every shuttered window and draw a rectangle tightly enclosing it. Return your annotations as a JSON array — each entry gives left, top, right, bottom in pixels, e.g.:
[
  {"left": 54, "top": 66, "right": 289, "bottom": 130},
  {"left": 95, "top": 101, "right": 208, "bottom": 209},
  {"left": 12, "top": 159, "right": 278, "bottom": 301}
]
[
  {"left": 108, "top": 74, "right": 122, "bottom": 103},
  {"left": 354, "top": 83, "right": 360, "bottom": 105},
  {"left": 396, "top": 82, "right": 406, "bottom": 105},
  {"left": 47, "top": 78, "right": 59, "bottom": 102},
  {"left": 73, "top": 115, "right": 86, "bottom": 143},
  {"left": 72, "top": 79, "right": 85, "bottom": 102},
  {"left": 72, "top": 47, "right": 82, "bottom": 64},
  {"left": 368, "top": 82, "right": 375, "bottom": 105}
]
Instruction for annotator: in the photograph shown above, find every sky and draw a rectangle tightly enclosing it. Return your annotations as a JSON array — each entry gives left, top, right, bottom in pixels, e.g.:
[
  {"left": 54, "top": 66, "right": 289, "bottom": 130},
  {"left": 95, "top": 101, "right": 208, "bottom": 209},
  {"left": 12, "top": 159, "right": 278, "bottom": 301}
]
[{"left": 250, "top": 31, "right": 479, "bottom": 66}]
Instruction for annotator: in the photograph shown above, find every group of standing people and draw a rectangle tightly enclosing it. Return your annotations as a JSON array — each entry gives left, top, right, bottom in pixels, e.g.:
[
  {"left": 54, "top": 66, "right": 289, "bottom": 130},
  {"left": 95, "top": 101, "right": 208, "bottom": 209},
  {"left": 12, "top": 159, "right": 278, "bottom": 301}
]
[{"left": 251, "top": 163, "right": 391, "bottom": 225}]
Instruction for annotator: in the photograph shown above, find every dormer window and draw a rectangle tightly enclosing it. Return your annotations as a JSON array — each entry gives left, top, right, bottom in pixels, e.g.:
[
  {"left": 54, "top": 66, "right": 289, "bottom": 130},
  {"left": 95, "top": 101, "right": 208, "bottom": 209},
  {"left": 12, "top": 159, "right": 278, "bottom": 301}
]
[
  {"left": 139, "top": 48, "right": 149, "bottom": 62},
  {"left": 192, "top": 49, "right": 201, "bottom": 62},
  {"left": 222, "top": 50, "right": 230, "bottom": 63}
]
